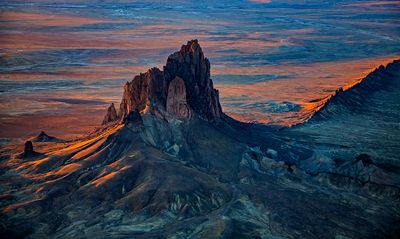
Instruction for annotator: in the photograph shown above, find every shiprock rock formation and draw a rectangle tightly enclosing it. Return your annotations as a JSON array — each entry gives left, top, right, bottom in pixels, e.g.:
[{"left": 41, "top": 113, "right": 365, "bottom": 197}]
[
  {"left": 118, "top": 39, "right": 222, "bottom": 122},
  {"left": 1, "top": 41, "right": 399, "bottom": 239}
]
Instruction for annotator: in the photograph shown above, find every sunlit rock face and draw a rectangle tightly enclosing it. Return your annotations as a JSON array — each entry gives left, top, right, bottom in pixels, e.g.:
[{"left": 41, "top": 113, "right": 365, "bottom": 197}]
[
  {"left": 116, "top": 40, "right": 222, "bottom": 121},
  {"left": 166, "top": 76, "right": 191, "bottom": 119},
  {"left": 118, "top": 68, "right": 165, "bottom": 119}
]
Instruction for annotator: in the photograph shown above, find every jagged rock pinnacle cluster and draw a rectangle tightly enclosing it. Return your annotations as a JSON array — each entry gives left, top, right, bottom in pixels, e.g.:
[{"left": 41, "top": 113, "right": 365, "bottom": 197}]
[
  {"left": 102, "top": 103, "right": 118, "bottom": 125},
  {"left": 102, "top": 40, "right": 222, "bottom": 125}
]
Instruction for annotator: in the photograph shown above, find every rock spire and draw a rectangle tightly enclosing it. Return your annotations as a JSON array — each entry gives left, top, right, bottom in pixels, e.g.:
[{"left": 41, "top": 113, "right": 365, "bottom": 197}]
[{"left": 114, "top": 40, "right": 222, "bottom": 123}]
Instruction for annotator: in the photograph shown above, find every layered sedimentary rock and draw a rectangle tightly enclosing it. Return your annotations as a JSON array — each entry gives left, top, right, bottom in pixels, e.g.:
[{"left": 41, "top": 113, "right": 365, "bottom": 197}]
[
  {"left": 116, "top": 40, "right": 222, "bottom": 122},
  {"left": 102, "top": 103, "right": 118, "bottom": 125}
]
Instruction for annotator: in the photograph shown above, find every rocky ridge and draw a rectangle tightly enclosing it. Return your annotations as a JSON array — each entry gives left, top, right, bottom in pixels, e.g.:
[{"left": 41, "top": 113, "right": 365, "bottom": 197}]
[{"left": 307, "top": 60, "right": 400, "bottom": 122}]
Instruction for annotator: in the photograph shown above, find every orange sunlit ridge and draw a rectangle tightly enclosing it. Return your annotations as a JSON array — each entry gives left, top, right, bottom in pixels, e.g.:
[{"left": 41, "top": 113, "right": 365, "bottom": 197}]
[{"left": 214, "top": 56, "right": 400, "bottom": 126}]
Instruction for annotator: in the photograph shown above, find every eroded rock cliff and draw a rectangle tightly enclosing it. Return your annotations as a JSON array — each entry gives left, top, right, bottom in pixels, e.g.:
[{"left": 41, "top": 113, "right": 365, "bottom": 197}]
[
  {"left": 114, "top": 40, "right": 222, "bottom": 122},
  {"left": 166, "top": 76, "right": 191, "bottom": 119},
  {"left": 164, "top": 39, "right": 222, "bottom": 120}
]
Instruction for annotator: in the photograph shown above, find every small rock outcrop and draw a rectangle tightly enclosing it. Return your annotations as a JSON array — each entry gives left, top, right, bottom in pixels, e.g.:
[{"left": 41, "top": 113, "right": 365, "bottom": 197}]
[
  {"left": 102, "top": 103, "right": 118, "bottom": 125},
  {"left": 23, "top": 141, "right": 35, "bottom": 157},
  {"left": 31, "top": 131, "right": 60, "bottom": 142},
  {"left": 308, "top": 60, "right": 400, "bottom": 122},
  {"left": 166, "top": 76, "right": 191, "bottom": 118},
  {"left": 113, "top": 40, "right": 223, "bottom": 123}
]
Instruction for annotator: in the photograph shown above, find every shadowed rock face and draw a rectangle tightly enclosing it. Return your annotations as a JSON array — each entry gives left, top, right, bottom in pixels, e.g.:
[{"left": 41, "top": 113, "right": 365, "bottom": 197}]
[
  {"left": 164, "top": 40, "right": 222, "bottom": 120},
  {"left": 102, "top": 103, "right": 118, "bottom": 125},
  {"left": 21, "top": 140, "right": 41, "bottom": 158},
  {"left": 117, "top": 40, "right": 222, "bottom": 121},
  {"left": 24, "top": 141, "right": 34, "bottom": 156}
]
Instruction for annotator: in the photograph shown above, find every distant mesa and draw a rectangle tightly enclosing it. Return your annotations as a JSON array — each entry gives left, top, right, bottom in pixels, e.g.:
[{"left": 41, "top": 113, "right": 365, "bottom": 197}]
[
  {"left": 103, "top": 39, "right": 223, "bottom": 125},
  {"left": 30, "top": 131, "right": 62, "bottom": 142}
]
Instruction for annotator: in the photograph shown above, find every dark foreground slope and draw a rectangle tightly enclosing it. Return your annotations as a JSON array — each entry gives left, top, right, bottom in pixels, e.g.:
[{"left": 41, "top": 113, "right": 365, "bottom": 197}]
[{"left": 1, "top": 42, "right": 399, "bottom": 239}]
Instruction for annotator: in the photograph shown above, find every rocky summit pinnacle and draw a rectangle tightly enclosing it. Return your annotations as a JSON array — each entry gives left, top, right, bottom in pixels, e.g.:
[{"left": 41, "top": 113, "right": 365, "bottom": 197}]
[
  {"left": 116, "top": 40, "right": 222, "bottom": 122},
  {"left": 102, "top": 103, "right": 118, "bottom": 125},
  {"left": 164, "top": 39, "right": 222, "bottom": 120}
]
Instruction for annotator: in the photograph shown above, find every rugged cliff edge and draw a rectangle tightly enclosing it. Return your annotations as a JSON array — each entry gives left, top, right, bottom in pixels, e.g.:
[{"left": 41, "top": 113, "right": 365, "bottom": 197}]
[
  {"left": 306, "top": 60, "right": 400, "bottom": 122},
  {"left": 103, "top": 39, "right": 222, "bottom": 126}
]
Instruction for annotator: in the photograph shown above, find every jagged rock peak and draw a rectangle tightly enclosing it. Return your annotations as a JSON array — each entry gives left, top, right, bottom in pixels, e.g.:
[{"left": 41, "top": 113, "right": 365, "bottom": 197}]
[
  {"left": 102, "top": 103, "right": 118, "bottom": 125},
  {"left": 164, "top": 39, "right": 222, "bottom": 120},
  {"left": 179, "top": 39, "right": 204, "bottom": 57},
  {"left": 114, "top": 40, "right": 222, "bottom": 123}
]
